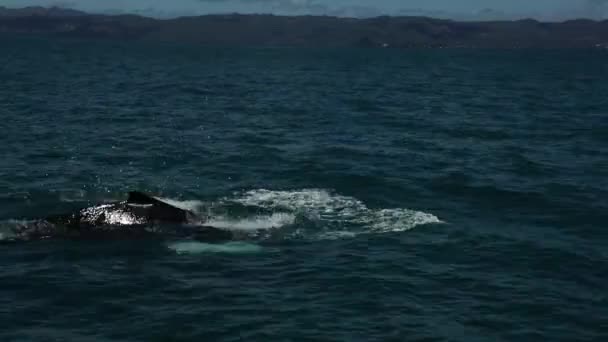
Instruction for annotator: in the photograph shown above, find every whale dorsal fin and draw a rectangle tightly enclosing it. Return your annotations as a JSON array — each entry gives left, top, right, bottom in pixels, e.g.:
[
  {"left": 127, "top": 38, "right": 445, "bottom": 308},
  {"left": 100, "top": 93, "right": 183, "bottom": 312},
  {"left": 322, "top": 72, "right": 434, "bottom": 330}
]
[
  {"left": 126, "top": 191, "right": 192, "bottom": 222},
  {"left": 127, "top": 191, "right": 165, "bottom": 205}
]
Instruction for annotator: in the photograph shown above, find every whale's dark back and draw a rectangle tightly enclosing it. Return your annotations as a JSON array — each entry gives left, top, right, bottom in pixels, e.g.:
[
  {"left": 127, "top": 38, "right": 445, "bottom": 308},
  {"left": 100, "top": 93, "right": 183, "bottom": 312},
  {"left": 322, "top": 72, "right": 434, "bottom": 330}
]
[
  {"left": 8, "top": 191, "right": 234, "bottom": 242},
  {"left": 44, "top": 192, "right": 191, "bottom": 228}
]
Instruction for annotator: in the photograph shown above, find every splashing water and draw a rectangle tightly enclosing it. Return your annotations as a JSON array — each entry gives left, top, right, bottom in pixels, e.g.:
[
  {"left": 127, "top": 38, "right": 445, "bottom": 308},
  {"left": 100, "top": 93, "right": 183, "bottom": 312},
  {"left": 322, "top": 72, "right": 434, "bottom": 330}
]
[
  {"left": 224, "top": 189, "right": 443, "bottom": 239},
  {"left": 205, "top": 213, "right": 296, "bottom": 231},
  {"left": 153, "top": 196, "right": 207, "bottom": 213}
]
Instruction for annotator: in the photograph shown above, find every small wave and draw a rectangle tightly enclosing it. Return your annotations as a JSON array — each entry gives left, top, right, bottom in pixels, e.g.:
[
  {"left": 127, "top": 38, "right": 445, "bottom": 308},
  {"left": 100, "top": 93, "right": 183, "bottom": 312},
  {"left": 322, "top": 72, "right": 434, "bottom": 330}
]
[
  {"left": 167, "top": 241, "right": 263, "bottom": 254},
  {"left": 0, "top": 219, "right": 35, "bottom": 241},
  {"left": 316, "top": 231, "right": 358, "bottom": 240},
  {"left": 366, "top": 209, "right": 443, "bottom": 233},
  {"left": 58, "top": 190, "right": 87, "bottom": 203}
]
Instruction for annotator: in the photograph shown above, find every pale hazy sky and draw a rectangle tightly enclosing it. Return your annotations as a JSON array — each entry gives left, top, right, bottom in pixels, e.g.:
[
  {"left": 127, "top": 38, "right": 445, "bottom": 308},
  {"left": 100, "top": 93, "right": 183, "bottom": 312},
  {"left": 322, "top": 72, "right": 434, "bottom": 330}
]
[{"left": 2, "top": 0, "right": 608, "bottom": 20}]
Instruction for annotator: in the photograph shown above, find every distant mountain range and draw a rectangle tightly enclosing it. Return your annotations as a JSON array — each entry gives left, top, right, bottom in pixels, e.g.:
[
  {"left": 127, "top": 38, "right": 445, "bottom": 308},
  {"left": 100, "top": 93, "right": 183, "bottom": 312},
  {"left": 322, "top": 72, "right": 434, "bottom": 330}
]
[
  {"left": 1, "top": 6, "right": 608, "bottom": 48},
  {"left": 0, "top": 6, "right": 86, "bottom": 17}
]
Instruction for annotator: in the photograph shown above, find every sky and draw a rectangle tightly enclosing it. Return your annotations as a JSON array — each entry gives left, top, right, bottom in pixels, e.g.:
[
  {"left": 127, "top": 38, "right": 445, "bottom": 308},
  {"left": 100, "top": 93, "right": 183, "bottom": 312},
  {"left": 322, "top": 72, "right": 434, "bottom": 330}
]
[{"left": 1, "top": 0, "right": 608, "bottom": 21}]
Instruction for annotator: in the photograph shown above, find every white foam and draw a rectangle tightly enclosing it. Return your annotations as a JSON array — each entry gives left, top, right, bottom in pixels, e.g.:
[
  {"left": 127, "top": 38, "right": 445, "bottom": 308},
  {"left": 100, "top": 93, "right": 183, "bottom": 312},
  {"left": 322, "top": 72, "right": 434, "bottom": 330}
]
[
  {"left": 105, "top": 210, "right": 147, "bottom": 225},
  {"left": 167, "top": 241, "right": 263, "bottom": 254},
  {"left": 205, "top": 213, "right": 295, "bottom": 231},
  {"left": 233, "top": 189, "right": 367, "bottom": 216},
  {"left": 228, "top": 189, "right": 442, "bottom": 239}
]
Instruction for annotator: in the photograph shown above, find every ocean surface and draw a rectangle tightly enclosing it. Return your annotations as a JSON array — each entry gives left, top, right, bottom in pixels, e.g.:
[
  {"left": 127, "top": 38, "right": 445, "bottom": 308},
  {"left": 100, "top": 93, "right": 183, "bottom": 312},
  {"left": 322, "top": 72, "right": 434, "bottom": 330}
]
[{"left": 1, "top": 35, "right": 607, "bottom": 341}]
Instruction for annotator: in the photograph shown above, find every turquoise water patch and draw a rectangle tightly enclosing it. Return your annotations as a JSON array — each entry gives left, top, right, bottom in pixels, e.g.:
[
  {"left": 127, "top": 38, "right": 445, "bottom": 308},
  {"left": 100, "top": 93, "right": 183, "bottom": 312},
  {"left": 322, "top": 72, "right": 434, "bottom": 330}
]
[{"left": 167, "top": 241, "right": 264, "bottom": 254}]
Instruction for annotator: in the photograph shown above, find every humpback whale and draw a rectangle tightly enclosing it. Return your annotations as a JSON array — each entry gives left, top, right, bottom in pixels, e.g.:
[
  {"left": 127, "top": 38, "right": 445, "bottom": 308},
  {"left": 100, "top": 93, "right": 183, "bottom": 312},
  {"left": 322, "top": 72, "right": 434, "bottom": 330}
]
[{"left": 10, "top": 191, "right": 233, "bottom": 242}]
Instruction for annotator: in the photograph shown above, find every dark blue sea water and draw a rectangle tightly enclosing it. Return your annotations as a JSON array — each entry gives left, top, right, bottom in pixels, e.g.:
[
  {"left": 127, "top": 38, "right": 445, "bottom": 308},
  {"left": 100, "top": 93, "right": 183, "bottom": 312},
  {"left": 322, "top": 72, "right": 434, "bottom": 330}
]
[{"left": 1, "top": 36, "right": 607, "bottom": 341}]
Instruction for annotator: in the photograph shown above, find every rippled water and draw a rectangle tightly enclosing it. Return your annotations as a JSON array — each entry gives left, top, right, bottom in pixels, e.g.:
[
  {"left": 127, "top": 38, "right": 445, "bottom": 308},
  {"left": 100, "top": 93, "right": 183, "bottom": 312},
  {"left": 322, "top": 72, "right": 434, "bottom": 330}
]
[{"left": 1, "top": 36, "right": 607, "bottom": 341}]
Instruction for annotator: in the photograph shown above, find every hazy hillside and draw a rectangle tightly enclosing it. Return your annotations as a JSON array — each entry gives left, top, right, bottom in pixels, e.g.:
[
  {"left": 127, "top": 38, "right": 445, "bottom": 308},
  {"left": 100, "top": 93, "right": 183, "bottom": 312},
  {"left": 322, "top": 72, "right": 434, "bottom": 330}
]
[{"left": 1, "top": 6, "right": 608, "bottom": 48}]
